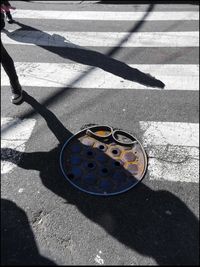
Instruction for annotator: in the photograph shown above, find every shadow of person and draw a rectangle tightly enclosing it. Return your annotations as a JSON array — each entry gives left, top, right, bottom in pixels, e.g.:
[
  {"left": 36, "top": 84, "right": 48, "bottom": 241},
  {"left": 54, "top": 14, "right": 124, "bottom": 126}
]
[
  {"left": 1, "top": 92, "right": 198, "bottom": 265},
  {"left": 3, "top": 21, "right": 165, "bottom": 89},
  {"left": 1, "top": 198, "right": 56, "bottom": 266}
]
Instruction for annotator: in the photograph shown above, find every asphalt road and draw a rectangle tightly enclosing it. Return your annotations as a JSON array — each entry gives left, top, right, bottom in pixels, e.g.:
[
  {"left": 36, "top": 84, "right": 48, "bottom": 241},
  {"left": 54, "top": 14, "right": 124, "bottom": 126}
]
[{"left": 1, "top": 1, "right": 199, "bottom": 265}]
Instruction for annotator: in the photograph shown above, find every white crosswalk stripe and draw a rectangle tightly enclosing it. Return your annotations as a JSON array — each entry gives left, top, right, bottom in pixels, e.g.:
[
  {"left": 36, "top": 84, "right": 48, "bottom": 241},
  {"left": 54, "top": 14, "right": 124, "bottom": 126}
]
[
  {"left": 1, "top": 4, "right": 199, "bottom": 183},
  {"left": 2, "top": 31, "right": 199, "bottom": 47},
  {"left": 140, "top": 121, "right": 199, "bottom": 183},
  {"left": 1, "top": 118, "right": 36, "bottom": 174},
  {"left": 1, "top": 63, "right": 199, "bottom": 90},
  {"left": 11, "top": 10, "right": 199, "bottom": 21}
]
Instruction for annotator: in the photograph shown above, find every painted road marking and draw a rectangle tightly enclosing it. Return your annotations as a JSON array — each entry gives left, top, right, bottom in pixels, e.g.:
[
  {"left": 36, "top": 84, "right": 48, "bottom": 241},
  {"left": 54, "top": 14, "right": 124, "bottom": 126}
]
[
  {"left": 2, "top": 31, "right": 199, "bottom": 47},
  {"left": 11, "top": 10, "right": 199, "bottom": 21},
  {"left": 1, "top": 63, "right": 199, "bottom": 90},
  {"left": 140, "top": 121, "right": 199, "bottom": 183},
  {"left": 1, "top": 119, "right": 199, "bottom": 182},
  {"left": 1, "top": 118, "right": 36, "bottom": 174}
]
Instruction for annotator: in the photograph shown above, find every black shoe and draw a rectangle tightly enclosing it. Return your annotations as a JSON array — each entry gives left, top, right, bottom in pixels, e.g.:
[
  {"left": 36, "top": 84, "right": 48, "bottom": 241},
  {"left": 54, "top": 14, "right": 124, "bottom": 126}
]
[
  {"left": 10, "top": 81, "right": 23, "bottom": 104},
  {"left": 7, "top": 18, "right": 15, "bottom": 24},
  {"left": 11, "top": 92, "right": 23, "bottom": 104}
]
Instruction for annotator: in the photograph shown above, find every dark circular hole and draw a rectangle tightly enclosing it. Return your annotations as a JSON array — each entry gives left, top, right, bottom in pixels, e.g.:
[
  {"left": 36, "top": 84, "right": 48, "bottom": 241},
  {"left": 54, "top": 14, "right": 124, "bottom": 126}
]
[
  {"left": 67, "top": 173, "right": 74, "bottom": 179},
  {"left": 114, "top": 161, "right": 120, "bottom": 167},
  {"left": 87, "top": 151, "right": 93, "bottom": 156},
  {"left": 102, "top": 168, "right": 108, "bottom": 173},
  {"left": 99, "top": 145, "right": 105, "bottom": 150},
  {"left": 112, "top": 149, "right": 118, "bottom": 155},
  {"left": 88, "top": 163, "right": 94, "bottom": 169}
]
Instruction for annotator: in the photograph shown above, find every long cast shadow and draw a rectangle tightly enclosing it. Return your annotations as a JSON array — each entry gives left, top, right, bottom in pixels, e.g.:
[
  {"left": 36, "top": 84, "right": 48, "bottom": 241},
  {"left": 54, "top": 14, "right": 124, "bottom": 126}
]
[
  {"left": 3, "top": 20, "right": 164, "bottom": 89},
  {"left": 1, "top": 3, "right": 163, "bottom": 136},
  {"left": 1, "top": 198, "right": 56, "bottom": 265},
  {"left": 1, "top": 92, "right": 198, "bottom": 265}
]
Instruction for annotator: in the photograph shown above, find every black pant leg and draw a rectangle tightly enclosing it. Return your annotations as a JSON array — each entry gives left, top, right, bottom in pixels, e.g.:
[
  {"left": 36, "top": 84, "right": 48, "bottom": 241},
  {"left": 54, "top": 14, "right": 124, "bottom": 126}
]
[
  {"left": 1, "top": 40, "right": 19, "bottom": 88},
  {"left": 6, "top": 11, "right": 13, "bottom": 20}
]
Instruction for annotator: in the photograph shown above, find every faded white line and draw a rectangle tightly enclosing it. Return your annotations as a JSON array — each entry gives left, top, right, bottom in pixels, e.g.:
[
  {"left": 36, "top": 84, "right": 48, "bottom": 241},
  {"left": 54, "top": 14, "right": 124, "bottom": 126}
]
[
  {"left": 1, "top": 63, "right": 199, "bottom": 91},
  {"left": 140, "top": 121, "right": 199, "bottom": 147},
  {"left": 140, "top": 121, "right": 199, "bottom": 183},
  {"left": 1, "top": 118, "right": 36, "bottom": 174},
  {"left": 2, "top": 31, "right": 199, "bottom": 47},
  {"left": 11, "top": 10, "right": 199, "bottom": 21},
  {"left": 95, "top": 251, "right": 104, "bottom": 265}
]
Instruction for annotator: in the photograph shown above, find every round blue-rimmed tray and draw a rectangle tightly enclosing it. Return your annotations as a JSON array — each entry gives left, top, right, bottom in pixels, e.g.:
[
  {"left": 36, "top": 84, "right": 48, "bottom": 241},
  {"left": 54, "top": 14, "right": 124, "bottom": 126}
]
[{"left": 60, "top": 125, "right": 148, "bottom": 196}]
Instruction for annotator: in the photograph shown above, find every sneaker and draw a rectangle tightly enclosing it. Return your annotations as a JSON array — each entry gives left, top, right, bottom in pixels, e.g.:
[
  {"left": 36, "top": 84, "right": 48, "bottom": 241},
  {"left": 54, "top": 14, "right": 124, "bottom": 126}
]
[
  {"left": 11, "top": 82, "right": 23, "bottom": 104},
  {"left": 11, "top": 92, "right": 23, "bottom": 104},
  {"left": 7, "top": 18, "right": 15, "bottom": 24}
]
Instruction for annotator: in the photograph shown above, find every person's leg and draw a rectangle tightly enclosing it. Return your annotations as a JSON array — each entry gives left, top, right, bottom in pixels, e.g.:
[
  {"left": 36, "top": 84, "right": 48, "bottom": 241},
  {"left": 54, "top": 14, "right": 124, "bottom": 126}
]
[
  {"left": 5, "top": 11, "right": 14, "bottom": 23},
  {"left": 1, "top": 40, "right": 23, "bottom": 104},
  {"left": 1, "top": 12, "right": 5, "bottom": 30}
]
